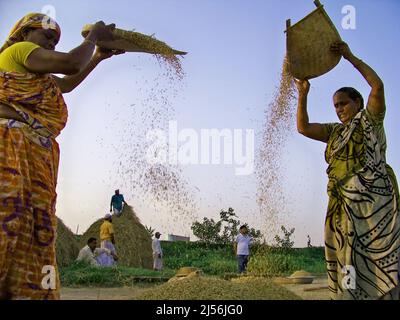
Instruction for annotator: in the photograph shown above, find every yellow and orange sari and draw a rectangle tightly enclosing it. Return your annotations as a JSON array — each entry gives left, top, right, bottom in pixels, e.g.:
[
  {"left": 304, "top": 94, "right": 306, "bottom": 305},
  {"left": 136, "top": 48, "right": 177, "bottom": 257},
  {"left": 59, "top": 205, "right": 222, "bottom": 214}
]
[{"left": 0, "top": 13, "right": 67, "bottom": 300}]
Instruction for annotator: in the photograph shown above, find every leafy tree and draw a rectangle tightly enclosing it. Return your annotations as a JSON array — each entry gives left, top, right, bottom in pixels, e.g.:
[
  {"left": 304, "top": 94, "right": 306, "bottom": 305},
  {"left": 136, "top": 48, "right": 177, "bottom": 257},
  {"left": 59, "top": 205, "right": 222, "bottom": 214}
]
[
  {"left": 219, "top": 207, "right": 241, "bottom": 244},
  {"left": 191, "top": 218, "right": 222, "bottom": 244},
  {"left": 191, "top": 207, "right": 262, "bottom": 244},
  {"left": 145, "top": 225, "right": 155, "bottom": 237},
  {"left": 274, "top": 225, "right": 295, "bottom": 249}
]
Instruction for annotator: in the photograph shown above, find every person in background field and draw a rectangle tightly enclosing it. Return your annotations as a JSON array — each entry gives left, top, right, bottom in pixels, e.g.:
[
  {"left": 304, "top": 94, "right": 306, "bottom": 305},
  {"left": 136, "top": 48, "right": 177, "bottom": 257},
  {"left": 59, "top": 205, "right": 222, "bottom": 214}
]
[
  {"left": 76, "top": 237, "right": 116, "bottom": 266},
  {"left": 307, "top": 235, "right": 312, "bottom": 248},
  {"left": 152, "top": 232, "right": 163, "bottom": 271},
  {"left": 0, "top": 13, "right": 123, "bottom": 300},
  {"left": 110, "top": 189, "right": 128, "bottom": 216},
  {"left": 295, "top": 41, "right": 399, "bottom": 300},
  {"left": 99, "top": 214, "right": 118, "bottom": 266},
  {"left": 234, "top": 225, "right": 253, "bottom": 274}
]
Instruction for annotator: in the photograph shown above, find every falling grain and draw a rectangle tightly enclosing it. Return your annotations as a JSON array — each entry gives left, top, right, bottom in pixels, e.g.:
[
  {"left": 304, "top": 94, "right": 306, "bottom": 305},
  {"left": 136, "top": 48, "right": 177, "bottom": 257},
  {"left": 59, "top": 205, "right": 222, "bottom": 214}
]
[{"left": 256, "top": 57, "right": 296, "bottom": 240}]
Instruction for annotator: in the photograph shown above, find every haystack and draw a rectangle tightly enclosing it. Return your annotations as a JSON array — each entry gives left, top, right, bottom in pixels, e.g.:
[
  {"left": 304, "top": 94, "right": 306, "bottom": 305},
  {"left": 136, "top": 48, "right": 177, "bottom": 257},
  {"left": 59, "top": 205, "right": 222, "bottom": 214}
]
[
  {"left": 56, "top": 218, "right": 79, "bottom": 267},
  {"left": 80, "top": 206, "right": 153, "bottom": 268}
]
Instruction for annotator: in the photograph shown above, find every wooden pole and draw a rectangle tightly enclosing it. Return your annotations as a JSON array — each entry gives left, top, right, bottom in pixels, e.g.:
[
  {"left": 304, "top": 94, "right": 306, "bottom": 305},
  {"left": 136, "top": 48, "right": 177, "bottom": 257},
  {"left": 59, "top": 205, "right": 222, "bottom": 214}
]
[
  {"left": 314, "top": 0, "right": 322, "bottom": 8},
  {"left": 303, "top": 286, "right": 329, "bottom": 292}
]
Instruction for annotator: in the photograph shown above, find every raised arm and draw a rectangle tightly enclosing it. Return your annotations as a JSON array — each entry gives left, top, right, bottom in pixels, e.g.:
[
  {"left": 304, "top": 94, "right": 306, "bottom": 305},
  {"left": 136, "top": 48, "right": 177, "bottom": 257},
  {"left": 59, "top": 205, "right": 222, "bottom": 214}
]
[
  {"left": 331, "top": 41, "right": 385, "bottom": 116},
  {"left": 24, "top": 21, "right": 115, "bottom": 76},
  {"left": 295, "top": 79, "right": 330, "bottom": 143},
  {"left": 53, "top": 47, "right": 125, "bottom": 93}
]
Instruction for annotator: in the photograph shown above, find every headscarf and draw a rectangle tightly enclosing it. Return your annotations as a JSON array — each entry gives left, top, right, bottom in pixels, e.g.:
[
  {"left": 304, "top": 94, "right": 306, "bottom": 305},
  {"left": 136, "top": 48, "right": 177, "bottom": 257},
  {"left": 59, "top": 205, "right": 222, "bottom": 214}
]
[{"left": 0, "top": 13, "right": 61, "bottom": 53}]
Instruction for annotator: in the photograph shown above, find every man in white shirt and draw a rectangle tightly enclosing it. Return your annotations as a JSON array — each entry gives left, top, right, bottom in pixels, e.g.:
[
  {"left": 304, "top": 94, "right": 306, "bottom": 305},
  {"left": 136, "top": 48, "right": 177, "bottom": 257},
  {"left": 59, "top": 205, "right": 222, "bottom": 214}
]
[
  {"left": 234, "top": 225, "right": 253, "bottom": 274},
  {"left": 152, "top": 232, "right": 163, "bottom": 271},
  {"left": 77, "top": 237, "right": 114, "bottom": 266}
]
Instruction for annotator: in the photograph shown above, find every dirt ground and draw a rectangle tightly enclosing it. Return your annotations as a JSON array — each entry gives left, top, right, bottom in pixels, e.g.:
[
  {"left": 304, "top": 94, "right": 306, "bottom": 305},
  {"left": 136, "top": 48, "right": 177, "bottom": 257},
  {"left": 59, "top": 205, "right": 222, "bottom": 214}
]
[
  {"left": 280, "top": 275, "right": 330, "bottom": 300},
  {"left": 61, "top": 285, "right": 152, "bottom": 300},
  {"left": 60, "top": 276, "right": 330, "bottom": 300}
]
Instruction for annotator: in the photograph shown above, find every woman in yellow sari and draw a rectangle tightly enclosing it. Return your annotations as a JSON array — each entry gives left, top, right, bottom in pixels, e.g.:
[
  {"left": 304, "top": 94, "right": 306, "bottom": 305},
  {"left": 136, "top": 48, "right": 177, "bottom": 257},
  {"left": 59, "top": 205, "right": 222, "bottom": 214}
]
[
  {"left": 0, "top": 13, "right": 124, "bottom": 299},
  {"left": 296, "top": 41, "right": 400, "bottom": 300}
]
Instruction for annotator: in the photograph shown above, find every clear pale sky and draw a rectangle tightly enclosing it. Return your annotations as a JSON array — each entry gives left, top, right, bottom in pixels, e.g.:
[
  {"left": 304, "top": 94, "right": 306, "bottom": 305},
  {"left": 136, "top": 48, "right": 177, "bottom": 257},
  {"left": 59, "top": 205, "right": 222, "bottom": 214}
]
[{"left": 1, "top": 0, "right": 399, "bottom": 246}]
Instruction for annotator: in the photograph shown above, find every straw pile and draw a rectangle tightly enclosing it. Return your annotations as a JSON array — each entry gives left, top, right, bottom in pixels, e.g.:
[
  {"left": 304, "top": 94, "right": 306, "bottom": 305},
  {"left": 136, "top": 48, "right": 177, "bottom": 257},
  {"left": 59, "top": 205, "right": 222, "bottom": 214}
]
[
  {"left": 80, "top": 206, "right": 153, "bottom": 268},
  {"left": 135, "top": 276, "right": 301, "bottom": 300},
  {"left": 56, "top": 218, "right": 79, "bottom": 268}
]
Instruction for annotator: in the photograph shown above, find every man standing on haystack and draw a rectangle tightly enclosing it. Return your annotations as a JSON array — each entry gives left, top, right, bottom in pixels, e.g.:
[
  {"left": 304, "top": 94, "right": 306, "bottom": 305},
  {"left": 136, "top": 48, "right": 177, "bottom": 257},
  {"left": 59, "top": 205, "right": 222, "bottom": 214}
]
[
  {"left": 99, "top": 214, "right": 118, "bottom": 266},
  {"left": 110, "top": 189, "right": 128, "bottom": 217},
  {"left": 152, "top": 232, "right": 163, "bottom": 271}
]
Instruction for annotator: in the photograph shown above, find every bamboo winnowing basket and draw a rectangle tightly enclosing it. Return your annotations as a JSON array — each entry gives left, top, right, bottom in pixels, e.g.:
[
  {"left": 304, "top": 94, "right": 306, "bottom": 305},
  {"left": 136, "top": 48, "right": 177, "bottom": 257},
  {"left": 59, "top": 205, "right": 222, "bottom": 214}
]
[{"left": 286, "top": 0, "right": 342, "bottom": 80}]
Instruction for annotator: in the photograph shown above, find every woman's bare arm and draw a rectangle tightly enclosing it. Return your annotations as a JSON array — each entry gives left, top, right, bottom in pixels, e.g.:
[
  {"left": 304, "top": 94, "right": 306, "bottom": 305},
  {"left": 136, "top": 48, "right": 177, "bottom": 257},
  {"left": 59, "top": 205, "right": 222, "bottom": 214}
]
[
  {"left": 331, "top": 41, "right": 385, "bottom": 116},
  {"left": 24, "top": 21, "right": 115, "bottom": 75},
  {"left": 295, "top": 79, "right": 330, "bottom": 143},
  {"left": 53, "top": 47, "right": 125, "bottom": 93}
]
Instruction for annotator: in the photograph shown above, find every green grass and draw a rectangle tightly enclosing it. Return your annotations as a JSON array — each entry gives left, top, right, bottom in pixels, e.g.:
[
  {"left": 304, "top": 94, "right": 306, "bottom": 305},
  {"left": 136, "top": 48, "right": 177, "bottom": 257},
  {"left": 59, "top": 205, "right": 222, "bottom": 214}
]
[
  {"left": 162, "top": 241, "right": 238, "bottom": 275},
  {"left": 60, "top": 261, "right": 175, "bottom": 287},
  {"left": 162, "top": 241, "right": 326, "bottom": 276},
  {"left": 60, "top": 243, "right": 326, "bottom": 287},
  {"left": 247, "top": 247, "right": 327, "bottom": 276}
]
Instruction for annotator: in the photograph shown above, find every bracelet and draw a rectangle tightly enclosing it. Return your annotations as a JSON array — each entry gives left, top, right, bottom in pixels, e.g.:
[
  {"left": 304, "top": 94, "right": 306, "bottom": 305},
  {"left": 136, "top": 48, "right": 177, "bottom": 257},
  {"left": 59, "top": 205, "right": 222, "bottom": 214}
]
[{"left": 84, "top": 38, "right": 96, "bottom": 46}]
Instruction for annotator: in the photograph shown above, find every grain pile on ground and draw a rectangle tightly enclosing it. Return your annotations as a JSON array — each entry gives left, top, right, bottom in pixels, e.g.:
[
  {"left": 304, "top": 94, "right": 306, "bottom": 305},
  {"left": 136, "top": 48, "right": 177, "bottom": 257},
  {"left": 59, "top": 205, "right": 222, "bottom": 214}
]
[
  {"left": 290, "top": 270, "right": 312, "bottom": 278},
  {"left": 289, "top": 270, "right": 315, "bottom": 284},
  {"left": 175, "top": 267, "right": 202, "bottom": 276},
  {"left": 135, "top": 276, "right": 301, "bottom": 300},
  {"left": 80, "top": 206, "right": 153, "bottom": 268},
  {"left": 273, "top": 270, "right": 315, "bottom": 285},
  {"left": 56, "top": 218, "right": 79, "bottom": 268},
  {"left": 256, "top": 57, "right": 296, "bottom": 238},
  {"left": 168, "top": 267, "right": 203, "bottom": 283}
]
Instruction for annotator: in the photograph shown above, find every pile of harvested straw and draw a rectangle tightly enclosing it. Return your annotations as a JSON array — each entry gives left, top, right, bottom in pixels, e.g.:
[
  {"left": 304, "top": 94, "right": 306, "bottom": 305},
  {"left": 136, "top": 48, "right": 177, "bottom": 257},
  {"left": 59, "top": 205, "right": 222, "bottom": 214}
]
[
  {"left": 80, "top": 206, "right": 153, "bottom": 268},
  {"left": 56, "top": 218, "right": 79, "bottom": 268}
]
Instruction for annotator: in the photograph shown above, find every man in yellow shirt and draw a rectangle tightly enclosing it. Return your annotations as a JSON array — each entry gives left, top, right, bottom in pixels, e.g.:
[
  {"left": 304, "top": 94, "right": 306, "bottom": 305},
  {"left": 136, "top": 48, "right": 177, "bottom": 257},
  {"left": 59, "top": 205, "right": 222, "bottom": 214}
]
[{"left": 99, "top": 214, "right": 118, "bottom": 266}]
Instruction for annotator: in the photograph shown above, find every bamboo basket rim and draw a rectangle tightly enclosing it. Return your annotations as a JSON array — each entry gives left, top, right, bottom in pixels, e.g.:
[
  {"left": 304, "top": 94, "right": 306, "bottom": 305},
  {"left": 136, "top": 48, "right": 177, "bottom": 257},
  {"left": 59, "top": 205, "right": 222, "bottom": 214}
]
[{"left": 285, "top": 2, "right": 342, "bottom": 79}]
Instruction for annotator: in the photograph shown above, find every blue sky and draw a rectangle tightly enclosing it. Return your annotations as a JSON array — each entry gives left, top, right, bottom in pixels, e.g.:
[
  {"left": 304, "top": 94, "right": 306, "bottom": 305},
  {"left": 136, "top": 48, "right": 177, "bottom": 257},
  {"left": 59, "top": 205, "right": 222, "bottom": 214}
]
[{"left": 1, "top": 0, "right": 399, "bottom": 246}]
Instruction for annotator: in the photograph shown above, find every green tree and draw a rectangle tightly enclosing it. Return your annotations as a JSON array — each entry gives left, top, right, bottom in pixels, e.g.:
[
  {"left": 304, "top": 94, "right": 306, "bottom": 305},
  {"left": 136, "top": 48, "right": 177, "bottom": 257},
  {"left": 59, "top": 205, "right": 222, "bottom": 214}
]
[
  {"left": 274, "top": 225, "right": 295, "bottom": 249},
  {"left": 191, "top": 218, "right": 222, "bottom": 244},
  {"left": 219, "top": 207, "right": 241, "bottom": 244},
  {"left": 145, "top": 225, "right": 155, "bottom": 237},
  {"left": 191, "top": 207, "right": 262, "bottom": 244}
]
